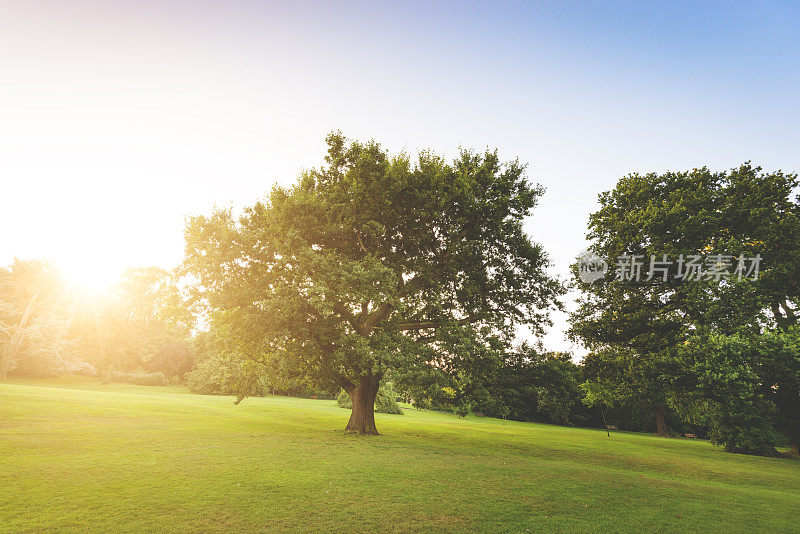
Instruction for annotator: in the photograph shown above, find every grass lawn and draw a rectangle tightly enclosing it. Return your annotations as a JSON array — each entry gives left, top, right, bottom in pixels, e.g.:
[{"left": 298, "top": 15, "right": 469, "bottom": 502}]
[{"left": 1, "top": 378, "right": 798, "bottom": 533}]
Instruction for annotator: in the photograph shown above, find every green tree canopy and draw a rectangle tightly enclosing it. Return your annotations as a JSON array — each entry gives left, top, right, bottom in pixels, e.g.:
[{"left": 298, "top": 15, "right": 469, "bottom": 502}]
[
  {"left": 184, "top": 133, "right": 563, "bottom": 434},
  {"left": 571, "top": 163, "right": 800, "bottom": 452}
]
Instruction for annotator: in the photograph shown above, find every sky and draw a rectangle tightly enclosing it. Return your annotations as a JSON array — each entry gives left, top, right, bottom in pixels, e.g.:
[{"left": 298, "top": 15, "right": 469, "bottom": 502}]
[{"left": 1, "top": 1, "right": 798, "bottom": 353}]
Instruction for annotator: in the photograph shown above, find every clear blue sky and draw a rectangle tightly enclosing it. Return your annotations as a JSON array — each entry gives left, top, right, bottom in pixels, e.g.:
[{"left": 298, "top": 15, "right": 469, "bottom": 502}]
[{"left": 1, "top": 1, "right": 798, "bottom": 352}]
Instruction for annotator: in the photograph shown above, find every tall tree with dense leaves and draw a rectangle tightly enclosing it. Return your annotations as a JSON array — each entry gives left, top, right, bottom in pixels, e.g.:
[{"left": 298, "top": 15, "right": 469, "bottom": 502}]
[
  {"left": 571, "top": 164, "right": 800, "bottom": 448},
  {"left": 184, "top": 133, "right": 563, "bottom": 434}
]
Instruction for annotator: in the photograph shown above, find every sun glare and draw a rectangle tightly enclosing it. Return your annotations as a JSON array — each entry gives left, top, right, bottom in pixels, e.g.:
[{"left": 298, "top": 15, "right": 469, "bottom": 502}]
[{"left": 60, "top": 258, "right": 124, "bottom": 294}]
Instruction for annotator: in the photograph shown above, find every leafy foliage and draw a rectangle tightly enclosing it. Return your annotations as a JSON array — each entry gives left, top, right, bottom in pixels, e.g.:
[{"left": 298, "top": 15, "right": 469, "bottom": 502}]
[
  {"left": 0, "top": 260, "right": 191, "bottom": 380},
  {"left": 0, "top": 261, "right": 92, "bottom": 378},
  {"left": 146, "top": 342, "right": 194, "bottom": 378},
  {"left": 680, "top": 329, "right": 800, "bottom": 455},
  {"left": 104, "top": 370, "right": 169, "bottom": 387},
  {"left": 466, "top": 344, "right": 587, "bottom": 426},
  {"left": 184, "top": 133, "right": 563, "bottom": 433},
  {"left": 70, "top": 267, "right": 192, "bottom": 374},
  {"left": 571, "top": 163, "right": 800, "bottom": 452},
  {"left": 186, "top": 356, "right": 268, "bottom": 397}
]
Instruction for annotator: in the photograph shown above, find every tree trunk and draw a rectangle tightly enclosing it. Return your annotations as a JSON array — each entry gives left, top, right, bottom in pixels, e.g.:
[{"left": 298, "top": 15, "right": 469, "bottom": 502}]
[
  {"left": 344, "top": 375, "right": 381, "bottom": 435},
  {"left": 653, "top": 405, "right": 669, "bottom": 437}
]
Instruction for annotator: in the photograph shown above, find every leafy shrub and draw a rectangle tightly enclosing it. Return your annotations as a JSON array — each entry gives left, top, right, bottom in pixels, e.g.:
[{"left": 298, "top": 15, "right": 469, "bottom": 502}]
[
  {"left": 336, "top": 389, "right": 350, "bottom": 408},
  {"left": 376, "top": 381, "right": 404, "bottom": 415},
  {"left": 454, "top": 402, "right": 470, "bottom": 418},
  {"left": 167, "top": 375, "right": 183, "bottom": 387},
  {"left": 409, "top": 384, "right": 458, "bottom": 413},
  {"left": 336, "top": 381, "right": 403, "bottom": 415},
  {"left": 709, "top": 398, "right": 782, "bottom": 456},
  {"left": 146, "top": 342, "right": 194, "bottom": 379},
  {"left": 105, "top": 370, "right": 168, "bottom": 386},
  {"left": 185, "top": 357, "right": 233, "bottom": 395},
  {"left": 185, "top": 356, "right": 268, "bottom": 397}
]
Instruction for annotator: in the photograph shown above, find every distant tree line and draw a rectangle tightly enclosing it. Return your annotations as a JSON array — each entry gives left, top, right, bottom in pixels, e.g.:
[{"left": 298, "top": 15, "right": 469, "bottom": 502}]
[{"left": 0, "top": 261, "right": 193, "bottom": 382}]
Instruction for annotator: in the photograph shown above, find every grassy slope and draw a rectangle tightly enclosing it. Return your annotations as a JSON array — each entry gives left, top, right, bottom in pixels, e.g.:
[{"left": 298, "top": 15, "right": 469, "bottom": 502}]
[{"left": 1, "top": 379, "right": 798, "bottom": 533}]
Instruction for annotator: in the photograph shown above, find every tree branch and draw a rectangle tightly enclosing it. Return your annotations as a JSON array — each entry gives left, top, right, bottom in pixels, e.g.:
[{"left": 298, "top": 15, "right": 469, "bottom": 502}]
[
  {"left": 356, "top": 231, "right": 369, "bottom": 254},
  {"left": 333, "top": 302, "right": 361, "bottom": 332},
  {"left": 362, "top": 301, "right": 394, "bottom": 335}
]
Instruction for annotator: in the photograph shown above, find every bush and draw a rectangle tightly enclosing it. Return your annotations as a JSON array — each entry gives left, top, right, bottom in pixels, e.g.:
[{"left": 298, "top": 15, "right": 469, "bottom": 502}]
[
  {"left": 168, "top": 375, "right": 183, "bottom": 387},
  {"left": 105, "top": 370, "right": 168, "bottom": 386},
  {"left": 709, "top": 399, "right": 782, "bottom": 456},
  {"left": 336, "top": 389, "right": 351, "bottom": 408},
  {"left": 376, "top": 381, "right": 404, "bottom": 414},
  {"left": 186, "top": 355, "right": 337, "bottom": 400},
  {"left": 185, "top": 357, "right": 235, "bottom": 395},
  {"left": 146, "top": 342, "right": 194, "bottom": 379},
  {"left": 408, "top": 384, "right": 458, "bottom": 413},
  {"left": 336, "top": 381, "right": 403, "bottom": 415},
  {"left": 185, "top": 356, "right": 267, "bottom": 397}
]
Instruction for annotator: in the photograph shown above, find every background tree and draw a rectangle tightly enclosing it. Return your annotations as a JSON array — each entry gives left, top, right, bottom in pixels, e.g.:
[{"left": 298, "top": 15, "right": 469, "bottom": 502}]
[
  {"left": 0, "top": 260, "right": 84, "bottom": 378},
  {"left": 571, "top": 163, "right": 800, "bottom": 452},
  {"left": 580, "top": 380, "right": 621, "bottom": 436},
  {"left": 71, "top": 267, "right": 191, "bottom": 374},
  {"left": 184, "top": 133, "right": 563, "bottom": 434},
  {"left": 580, "top": 345, "right": 681, "bottom": 436},
  {"left": 680, "top": 328, "right": 800, "bottom": 455},
  {"left": 464, "top": 344, "right": 587, "bottom": 425},
  {"left": 147, "top": 342, "right": 194, "bottom": 378}
]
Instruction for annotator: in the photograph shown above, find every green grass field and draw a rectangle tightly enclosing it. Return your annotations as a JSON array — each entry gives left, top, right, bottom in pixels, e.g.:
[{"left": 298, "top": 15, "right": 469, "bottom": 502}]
[{"left": 1, "top": 379, "right": 798, "bottom": 533}]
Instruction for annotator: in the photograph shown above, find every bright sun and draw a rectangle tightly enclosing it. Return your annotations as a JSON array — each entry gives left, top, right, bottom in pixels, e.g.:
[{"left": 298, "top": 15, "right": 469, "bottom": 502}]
[{"left": 59, "top": 257, "right": 125, "bottom": 294}]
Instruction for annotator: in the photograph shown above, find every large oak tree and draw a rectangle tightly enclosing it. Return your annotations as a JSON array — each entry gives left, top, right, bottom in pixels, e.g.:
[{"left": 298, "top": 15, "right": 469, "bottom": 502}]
[{"left": 184, "top": 133, "right": 563, "bottom": 434}]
